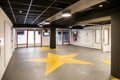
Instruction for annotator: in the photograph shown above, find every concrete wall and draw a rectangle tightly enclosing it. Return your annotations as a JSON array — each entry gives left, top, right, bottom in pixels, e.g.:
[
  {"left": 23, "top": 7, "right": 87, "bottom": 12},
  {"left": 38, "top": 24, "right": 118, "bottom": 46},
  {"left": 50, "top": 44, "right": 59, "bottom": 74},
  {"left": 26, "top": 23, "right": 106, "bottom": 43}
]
[
  {"left": 71, "top": 25, "right": 111, "bottom": 51},
  {"left": 0, "top": 8, "right": 16, "bottom": 80}
]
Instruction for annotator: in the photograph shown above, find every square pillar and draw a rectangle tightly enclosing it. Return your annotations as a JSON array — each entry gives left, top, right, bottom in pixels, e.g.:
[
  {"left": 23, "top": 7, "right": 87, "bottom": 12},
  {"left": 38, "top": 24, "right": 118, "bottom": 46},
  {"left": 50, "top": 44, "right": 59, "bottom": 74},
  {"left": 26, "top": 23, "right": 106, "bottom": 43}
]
[
  {"left": 111, "top": 14, "right": 120, "bottom": 78},
  {"left": 50, "top": 27, "right": 56, "bottom": 49}
]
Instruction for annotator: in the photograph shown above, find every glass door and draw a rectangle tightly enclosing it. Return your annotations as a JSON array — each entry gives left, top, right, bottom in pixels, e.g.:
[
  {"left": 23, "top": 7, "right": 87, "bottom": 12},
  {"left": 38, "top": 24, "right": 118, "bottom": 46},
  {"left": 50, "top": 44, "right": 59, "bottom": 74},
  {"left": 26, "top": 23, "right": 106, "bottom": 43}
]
[
  {"left": 28, "top": 31, "right": 34, "bottom": 47},
  {"left": 63, "top": 30, "right": 70, "bottom": 45},
  {"left": 56, "top": 31, "right": 62, "bottom": 45},
  {"left": 17, "top": 30, "right": 27, "bottom": 47},
  {"left": 35, "top": 31, "right": 41, "bottom": 47}
]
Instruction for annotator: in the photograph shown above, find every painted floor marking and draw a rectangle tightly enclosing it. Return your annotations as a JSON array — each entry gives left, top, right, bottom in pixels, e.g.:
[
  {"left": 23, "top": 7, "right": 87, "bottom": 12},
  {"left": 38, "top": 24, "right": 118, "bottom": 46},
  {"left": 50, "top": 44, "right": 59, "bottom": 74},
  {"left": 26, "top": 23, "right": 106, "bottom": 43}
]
[
  {"left": 26, "top": 53, "right": 92, "bottom": 75},
  {"left": 102, "top": 59, "right": 111, "bottom": 65}
]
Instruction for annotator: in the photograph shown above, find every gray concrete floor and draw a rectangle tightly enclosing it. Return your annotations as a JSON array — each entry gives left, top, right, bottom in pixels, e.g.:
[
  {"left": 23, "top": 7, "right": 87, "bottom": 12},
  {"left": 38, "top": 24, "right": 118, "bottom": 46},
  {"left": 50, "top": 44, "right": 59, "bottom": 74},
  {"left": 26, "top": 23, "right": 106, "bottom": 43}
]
[{"left": 2, "top": 45, "right": 113, "bottom": 80}]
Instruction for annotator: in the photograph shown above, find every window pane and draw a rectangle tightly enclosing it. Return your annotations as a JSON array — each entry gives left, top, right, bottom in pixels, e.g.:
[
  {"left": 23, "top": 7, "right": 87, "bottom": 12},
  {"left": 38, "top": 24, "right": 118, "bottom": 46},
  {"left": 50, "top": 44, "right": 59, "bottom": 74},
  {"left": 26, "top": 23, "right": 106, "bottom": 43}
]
[
  {"left": 18, "top": 30, "right": 27, "bottom": 44},
  {"left": 28, "top": 31, "right": 34, "bottom": 44},
  {"left": 35, "top": 31, "right": 41, "bottom": 43}
]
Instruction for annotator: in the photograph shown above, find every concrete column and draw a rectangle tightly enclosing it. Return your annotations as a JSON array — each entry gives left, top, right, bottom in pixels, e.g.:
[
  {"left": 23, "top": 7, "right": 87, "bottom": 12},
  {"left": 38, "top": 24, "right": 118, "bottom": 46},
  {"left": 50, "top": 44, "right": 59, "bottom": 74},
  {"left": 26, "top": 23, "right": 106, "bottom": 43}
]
[
  {"left": 50, "top": 27, "right": 56, "bottom": 49},
  {"left": 111, "top": 14, "right": 120, "bottom": 78}
]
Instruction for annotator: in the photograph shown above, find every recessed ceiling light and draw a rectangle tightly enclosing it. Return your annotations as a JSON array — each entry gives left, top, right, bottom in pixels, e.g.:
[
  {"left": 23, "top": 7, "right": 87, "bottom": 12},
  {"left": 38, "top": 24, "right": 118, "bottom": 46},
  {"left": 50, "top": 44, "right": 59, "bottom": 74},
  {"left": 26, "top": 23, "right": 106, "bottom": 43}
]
[
  {"left": 19, "top": 10, "right": 22, "bottom": 13},
  {"left": 99, "top": 4, "right": 103, "bottom": 8}
]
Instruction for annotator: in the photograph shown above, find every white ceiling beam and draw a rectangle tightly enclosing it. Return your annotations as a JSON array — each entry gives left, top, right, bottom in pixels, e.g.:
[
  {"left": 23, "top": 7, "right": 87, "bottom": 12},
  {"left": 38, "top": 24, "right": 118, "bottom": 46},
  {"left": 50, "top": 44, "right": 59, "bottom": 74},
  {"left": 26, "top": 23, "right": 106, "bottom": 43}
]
[{"left": 39, "top": 0, "right": 106, "bottom": 25}]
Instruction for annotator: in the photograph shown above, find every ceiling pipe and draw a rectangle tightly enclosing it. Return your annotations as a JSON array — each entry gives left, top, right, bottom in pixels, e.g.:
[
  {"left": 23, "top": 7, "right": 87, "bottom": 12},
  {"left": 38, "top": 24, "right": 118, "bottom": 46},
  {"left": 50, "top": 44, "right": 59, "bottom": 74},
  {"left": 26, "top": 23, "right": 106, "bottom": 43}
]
[
  {"left": 24, "top": 0, "right": 33, "bottom": 24},
  {"left": 31, "top": 0, "right": 57, "bottom": 24},
  {"left": 8, "top": 0, "right": 17, "bottom": 23},
  {"left": 9, "top": 1, "right": 62, "bottom": 10}
]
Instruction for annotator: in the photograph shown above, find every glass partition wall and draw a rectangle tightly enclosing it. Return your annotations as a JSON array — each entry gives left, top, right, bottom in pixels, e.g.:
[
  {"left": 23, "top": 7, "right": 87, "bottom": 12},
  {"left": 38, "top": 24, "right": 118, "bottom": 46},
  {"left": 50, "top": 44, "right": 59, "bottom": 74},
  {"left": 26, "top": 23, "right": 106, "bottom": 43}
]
[
  {"left": 17, "top": 29, "right": 70, "bottom": 47},
  {"left": 17, "top": 30, "right": 42, "bottom": 47}
]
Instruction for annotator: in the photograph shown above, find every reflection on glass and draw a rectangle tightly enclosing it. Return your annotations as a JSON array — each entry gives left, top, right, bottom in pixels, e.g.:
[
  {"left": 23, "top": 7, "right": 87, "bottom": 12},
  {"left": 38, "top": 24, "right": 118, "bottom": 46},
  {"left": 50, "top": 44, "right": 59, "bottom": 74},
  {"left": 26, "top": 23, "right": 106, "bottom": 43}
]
[
  {"left": 35, "top": 31, "right": 41, "bottom": 43},
  {"left": 58, "top": 32, "right": 62, "bottom": 42},
  {"left": 56, "top": 31, "right": 62, "bottom": 45},
  {"left": 35, "top": 31, "right": 41, "bottom": 46},
  {"left": 18, "top": 30, "right": 27, "bottom": 44},
  {"left": 28, "top": 31, "right": 34, "bottom": 46},
  {"left": 63, "top": 31, "right": 69, "bottom": 43}
]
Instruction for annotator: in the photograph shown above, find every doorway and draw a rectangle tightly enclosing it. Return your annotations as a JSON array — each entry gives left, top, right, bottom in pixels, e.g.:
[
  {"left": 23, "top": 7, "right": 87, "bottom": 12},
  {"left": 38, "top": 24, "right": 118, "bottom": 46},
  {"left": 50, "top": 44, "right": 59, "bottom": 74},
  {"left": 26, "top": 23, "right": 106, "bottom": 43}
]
[
  {"left": 56, "top": 30, "right": 70, "bottom": 45},
  {"left": 28, "top": 30, "right": 34, "bottom": 47},
  {"left": 34, "top": 31, "right": 42, "bottom": 47},
  {"left": 63, "top": 30, "right": 70, "bottom": 45},
  {"left": 56, "top": 31, "right": 62, "bottom": 45}
]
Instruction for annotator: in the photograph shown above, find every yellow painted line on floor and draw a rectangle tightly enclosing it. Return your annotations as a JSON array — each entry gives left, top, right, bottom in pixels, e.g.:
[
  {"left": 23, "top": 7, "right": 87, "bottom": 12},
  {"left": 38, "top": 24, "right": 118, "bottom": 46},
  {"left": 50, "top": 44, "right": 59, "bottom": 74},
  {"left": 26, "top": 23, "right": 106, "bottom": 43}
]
[
  {"left": 102, "top": 59, "right": 111, "bottom": 65},
  {"left": 112, "top": 78, "right": 120, "bottom": 80}
]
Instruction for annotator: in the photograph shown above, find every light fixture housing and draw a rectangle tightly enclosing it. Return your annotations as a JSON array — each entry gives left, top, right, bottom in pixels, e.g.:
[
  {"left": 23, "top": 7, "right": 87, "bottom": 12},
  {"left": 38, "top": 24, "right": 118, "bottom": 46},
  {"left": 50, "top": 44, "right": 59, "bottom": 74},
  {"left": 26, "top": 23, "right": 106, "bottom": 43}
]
[
  {"left": 39, "top": 24, "right": 43, "bottom": 27},
  {"left": 44, "top": 21, "right": 50, "bottom": 25},
  {"left": 62, "top": 11, "right": 72, "bottom": 18}
]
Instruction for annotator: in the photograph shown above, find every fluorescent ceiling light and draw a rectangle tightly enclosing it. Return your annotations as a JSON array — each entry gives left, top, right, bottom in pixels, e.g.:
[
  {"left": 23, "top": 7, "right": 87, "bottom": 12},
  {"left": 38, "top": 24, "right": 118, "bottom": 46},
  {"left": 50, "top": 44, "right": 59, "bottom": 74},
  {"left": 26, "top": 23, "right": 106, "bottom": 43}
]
[
  {"left": 62, "top": 13, "right": 71, "bottom": 17},
  {"left": 62, "top": 11, "right": 72, "bottom": 17}
]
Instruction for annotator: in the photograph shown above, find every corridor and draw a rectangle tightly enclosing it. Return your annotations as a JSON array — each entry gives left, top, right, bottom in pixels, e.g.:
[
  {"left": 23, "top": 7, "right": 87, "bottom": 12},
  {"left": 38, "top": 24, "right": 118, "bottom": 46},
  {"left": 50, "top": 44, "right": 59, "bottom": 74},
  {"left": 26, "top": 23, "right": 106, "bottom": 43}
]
[{"left": 0, "top": 0, "right": 120, "bottom": 79}]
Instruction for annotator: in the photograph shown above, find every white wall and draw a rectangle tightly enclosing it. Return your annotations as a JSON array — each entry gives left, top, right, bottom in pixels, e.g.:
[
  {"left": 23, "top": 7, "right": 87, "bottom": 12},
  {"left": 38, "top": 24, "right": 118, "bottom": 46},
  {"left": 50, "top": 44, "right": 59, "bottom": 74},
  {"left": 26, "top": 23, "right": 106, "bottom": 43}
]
[
  {"left": 71, "top": 25, "right": 111, "bottom": 51},
  {"left": 0, "top": 8, "right": 16, "bottom": 80}
]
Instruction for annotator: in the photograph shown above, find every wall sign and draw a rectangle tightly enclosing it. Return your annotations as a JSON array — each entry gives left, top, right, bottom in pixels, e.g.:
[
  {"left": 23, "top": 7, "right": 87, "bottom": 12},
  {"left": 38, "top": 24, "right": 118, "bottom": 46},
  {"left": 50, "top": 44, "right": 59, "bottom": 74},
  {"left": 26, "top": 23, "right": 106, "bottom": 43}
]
[{"left": 72, "top": 30, "right": 78, "bottom": 42}]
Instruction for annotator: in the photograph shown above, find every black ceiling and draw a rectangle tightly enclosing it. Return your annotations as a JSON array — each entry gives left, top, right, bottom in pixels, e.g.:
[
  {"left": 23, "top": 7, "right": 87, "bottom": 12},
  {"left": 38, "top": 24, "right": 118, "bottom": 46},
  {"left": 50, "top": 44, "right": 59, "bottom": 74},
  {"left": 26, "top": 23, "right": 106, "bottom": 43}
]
[
  {"left": 0, "top": 0, "right": 79, "bottom": 25},
  {"left": 0, "top": 0, "right": 120, "bottom": 29}
]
